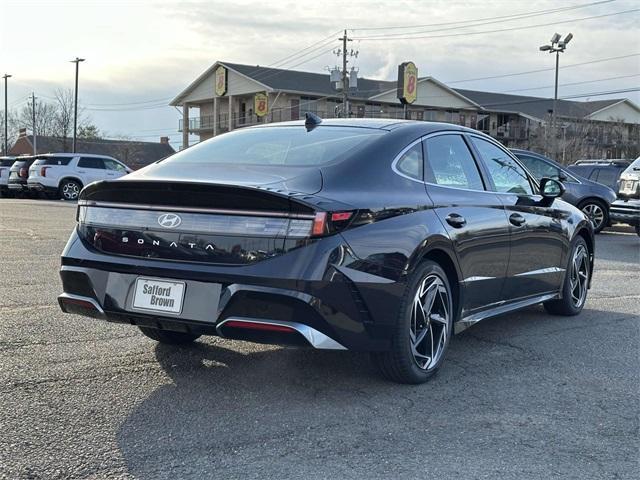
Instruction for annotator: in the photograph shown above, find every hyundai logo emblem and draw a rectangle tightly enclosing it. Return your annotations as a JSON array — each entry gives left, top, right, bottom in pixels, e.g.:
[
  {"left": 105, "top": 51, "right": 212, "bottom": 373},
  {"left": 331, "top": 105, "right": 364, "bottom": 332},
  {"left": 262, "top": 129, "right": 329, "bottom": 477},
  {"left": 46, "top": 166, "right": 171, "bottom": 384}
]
[{"left": 157, "top": 213, "right": 182, "bottom": 229}]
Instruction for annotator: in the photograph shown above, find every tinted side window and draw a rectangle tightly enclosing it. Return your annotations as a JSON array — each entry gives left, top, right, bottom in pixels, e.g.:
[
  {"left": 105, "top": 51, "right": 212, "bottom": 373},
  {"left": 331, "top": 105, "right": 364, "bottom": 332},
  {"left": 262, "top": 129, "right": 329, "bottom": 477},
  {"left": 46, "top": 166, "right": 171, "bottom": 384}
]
[
  {"left": 103, "top": 159, "right": 127, "bottom": 172},
  {"left": 471, "top": 137, "right": 533, "bottom": 195},
  {"left": 517, "top": 155, "right": 561, "bottom": 181},
  {"left": 78, "top": 158, "right": 105, "bottom": 169},
  {"left": 594, "top": 168, "right": 618, "bottom": 188},
  {"left": 42, "top": 156, "right": 73, "bottom": 166},
  {"left": 395, "top": 142, "right": 423, "bottom": 180},
  {"left": 588, "top": 168, "right": 599, "bottom": 181},
  {"left": 424, "top": 135, "right": 484, "bottom": 190}
]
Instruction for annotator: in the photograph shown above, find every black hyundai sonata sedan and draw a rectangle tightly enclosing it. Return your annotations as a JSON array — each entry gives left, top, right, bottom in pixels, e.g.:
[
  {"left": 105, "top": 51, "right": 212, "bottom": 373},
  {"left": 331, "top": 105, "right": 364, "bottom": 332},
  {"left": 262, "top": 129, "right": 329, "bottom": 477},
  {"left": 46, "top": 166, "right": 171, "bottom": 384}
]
[{"left": 58, "top": 118, "right": 594, "bottom": 383}]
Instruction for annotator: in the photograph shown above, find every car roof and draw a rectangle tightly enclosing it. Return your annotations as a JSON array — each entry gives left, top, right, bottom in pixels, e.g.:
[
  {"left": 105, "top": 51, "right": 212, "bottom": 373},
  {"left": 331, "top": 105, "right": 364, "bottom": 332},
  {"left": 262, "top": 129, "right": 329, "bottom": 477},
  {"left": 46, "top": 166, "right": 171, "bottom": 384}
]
[
  {"left": 249, "top": 118, "right": 471, "bottom": 133},
  {"left": 35, "top": 152, "right": 117, "bottom": 160}
]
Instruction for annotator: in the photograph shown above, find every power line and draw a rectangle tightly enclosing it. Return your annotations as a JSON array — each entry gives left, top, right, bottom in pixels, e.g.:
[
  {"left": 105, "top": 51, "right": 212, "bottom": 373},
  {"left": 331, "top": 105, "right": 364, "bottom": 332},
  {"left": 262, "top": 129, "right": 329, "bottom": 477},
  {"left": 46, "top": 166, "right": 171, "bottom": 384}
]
[
  {"left": 351, "top": 0, "right": 615, "bottom": 31},
  {"left": 83, "top": 97, "right": 173, "bottom": 107},
  {"left": 502, "top": 73, "right": 640, "bottom": 93},
  {"left": 353, "top": 8, "right": 639, "bottom": 40},
  {"left": 265, "top": 29, "right": 342, "bottom": 69},
  {"left": 352, "top": 0, "right": 616, "bottom": 37},
  {"left": 446, "top": 52, "right": 640, "bottom": 84}
]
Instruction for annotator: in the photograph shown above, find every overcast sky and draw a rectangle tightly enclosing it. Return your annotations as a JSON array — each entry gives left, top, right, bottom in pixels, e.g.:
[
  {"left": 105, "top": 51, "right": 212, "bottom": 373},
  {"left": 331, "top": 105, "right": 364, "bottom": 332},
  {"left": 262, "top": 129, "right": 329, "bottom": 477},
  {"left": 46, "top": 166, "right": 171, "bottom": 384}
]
[{"left": 1, "top": 0, "right": 638, "bottom": 148}]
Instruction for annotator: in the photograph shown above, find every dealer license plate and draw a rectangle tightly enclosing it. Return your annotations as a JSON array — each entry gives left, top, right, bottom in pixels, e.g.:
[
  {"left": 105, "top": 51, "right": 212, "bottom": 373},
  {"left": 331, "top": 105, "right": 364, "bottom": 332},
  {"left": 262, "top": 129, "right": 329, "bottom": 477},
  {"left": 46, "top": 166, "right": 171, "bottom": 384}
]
[{"left": 132, "top": 278, "right": 185, "bottom": 314}]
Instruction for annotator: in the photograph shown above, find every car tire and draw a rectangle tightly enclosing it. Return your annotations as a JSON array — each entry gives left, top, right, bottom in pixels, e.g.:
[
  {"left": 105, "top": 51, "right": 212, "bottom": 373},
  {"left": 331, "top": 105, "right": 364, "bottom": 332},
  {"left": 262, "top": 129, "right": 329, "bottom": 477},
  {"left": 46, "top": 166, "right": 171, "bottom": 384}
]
[
  {"left": 372, "top": 260, "right": 454, "bottom": 384},
  {"left": 578, "top": 199, "right": 608, "bottom": 234},
  {"left": 544, "top": 236, "right": 590, "bottom": 316},
  {"left": 138, "top": 326, "right": 201, "bottom": 345},
  {"left": 59, "top": 179, "right": 82, "bottom": 201}
]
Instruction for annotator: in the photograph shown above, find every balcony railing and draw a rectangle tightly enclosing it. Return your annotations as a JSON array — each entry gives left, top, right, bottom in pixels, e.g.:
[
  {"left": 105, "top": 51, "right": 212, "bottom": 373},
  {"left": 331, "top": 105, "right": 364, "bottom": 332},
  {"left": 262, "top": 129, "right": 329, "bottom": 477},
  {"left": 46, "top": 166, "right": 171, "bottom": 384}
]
[{"left": 179, "top": 109, "right": 470, "bottom": 133}]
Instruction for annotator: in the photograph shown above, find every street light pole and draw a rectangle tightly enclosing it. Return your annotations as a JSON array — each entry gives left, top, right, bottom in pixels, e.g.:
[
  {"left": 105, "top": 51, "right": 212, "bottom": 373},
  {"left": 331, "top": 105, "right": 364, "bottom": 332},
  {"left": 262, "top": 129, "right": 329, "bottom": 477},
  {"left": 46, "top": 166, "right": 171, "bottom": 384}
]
[
  {"left": 70, "top": 57, "right": 85, "bottom": 153},
  {"left": 2, "top": 74, "right": 11, "bottom": 155},
  {"left": 540, "top": 33, "right": 572, "bottom": 161}
]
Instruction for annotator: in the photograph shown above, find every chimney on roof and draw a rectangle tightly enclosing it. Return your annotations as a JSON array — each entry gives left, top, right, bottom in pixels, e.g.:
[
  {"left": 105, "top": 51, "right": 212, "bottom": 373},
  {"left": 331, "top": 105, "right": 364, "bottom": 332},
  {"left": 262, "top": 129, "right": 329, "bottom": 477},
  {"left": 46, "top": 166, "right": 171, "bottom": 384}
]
[
  {"left": 160, "top": 136, "right": 170, "bottom": 144},
  {"left": 19, "top": 128, "right": 27, "bottom": 137}
]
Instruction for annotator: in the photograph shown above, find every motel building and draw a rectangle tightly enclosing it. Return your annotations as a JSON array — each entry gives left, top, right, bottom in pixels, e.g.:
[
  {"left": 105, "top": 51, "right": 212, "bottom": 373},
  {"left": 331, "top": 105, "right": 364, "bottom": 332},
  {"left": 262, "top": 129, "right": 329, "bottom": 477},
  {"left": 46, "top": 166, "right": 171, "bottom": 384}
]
[{"left": 171, "top": 61, "right": 640, "bottom": 157}]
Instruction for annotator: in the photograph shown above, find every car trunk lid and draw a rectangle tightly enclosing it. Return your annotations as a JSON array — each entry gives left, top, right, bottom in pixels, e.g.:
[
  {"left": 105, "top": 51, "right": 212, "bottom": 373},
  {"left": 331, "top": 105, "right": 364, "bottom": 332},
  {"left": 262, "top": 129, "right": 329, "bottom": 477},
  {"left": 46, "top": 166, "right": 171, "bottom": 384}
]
[{"left": 76, "top": 179, "right": 350, "bottom": 265}]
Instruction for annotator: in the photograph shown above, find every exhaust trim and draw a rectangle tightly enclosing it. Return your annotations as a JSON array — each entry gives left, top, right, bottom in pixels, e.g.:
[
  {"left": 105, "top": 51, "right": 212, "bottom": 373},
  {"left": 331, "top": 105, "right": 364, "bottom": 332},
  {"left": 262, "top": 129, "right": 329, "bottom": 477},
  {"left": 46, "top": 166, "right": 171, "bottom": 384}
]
[{"left": 216, "top": 316, "right": 347, "bottom": 350}]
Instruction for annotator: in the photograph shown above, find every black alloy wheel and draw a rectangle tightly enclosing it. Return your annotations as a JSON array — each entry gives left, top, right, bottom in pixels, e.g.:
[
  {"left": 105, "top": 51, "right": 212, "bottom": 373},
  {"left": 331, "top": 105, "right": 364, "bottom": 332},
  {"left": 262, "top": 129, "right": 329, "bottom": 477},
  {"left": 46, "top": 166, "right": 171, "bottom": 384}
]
[{"left": 373, "top": 261, "right": 453, "bottom": 384}]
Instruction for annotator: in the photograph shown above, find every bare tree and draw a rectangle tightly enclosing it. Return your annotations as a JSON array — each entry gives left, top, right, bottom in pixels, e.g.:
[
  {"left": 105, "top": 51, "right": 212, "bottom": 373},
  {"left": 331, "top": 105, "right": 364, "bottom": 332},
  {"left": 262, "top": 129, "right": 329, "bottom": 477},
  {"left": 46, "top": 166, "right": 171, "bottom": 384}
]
[
  {"left": 17, "top": 99, "right": 57, "bottom": 137},
  {"left": 0, "top": 109, "right": 19, "bottom": 155},
  {"left": 52, "top": 88, "right": 76, "bottom": 150}
]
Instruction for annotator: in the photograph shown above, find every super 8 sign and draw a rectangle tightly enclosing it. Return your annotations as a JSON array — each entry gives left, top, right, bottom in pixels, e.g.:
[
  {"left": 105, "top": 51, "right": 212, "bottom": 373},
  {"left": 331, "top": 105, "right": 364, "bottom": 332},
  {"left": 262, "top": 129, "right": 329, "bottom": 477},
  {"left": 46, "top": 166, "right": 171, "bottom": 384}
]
[
  {"left": 397, "top": 62, "right": 418, "bottom": 105},
  {"left": 215, "top": 66, "right": 227, "bottom": 96},
  {"left": 255, "top": 92, "right": 268, "bottom": 117}
]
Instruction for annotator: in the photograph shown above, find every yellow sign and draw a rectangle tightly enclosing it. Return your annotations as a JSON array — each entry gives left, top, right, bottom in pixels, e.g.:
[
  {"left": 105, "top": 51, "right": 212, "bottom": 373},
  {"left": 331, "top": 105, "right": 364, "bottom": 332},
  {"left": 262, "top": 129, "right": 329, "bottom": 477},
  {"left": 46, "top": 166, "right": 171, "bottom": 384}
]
[
  {"left": 397, "top": 62, "right": 418, "bottom": 105},
  {"left": 215, "top": 66, "right": 227, "bottom": 96},
  {"left": 255, "top": 92, "right": 268, "bottom": 117}
]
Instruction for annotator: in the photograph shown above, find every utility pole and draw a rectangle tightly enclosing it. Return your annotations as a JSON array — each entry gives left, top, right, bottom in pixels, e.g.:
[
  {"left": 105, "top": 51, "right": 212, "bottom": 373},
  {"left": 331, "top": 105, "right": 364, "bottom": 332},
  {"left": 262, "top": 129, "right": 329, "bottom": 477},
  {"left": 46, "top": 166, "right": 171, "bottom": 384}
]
[
  {"left": 2, "top": 74, "right": 11, "bottom": 155},
  {"left": 539, "top": 33, "right": 572, "bottom": 160},
  {"left": 338, "top": 30, "right": 352, "bottom": 118},
  {"left": 32, "top": 92, "right": 37, "bottom": 155},
  {"left": 71, "top": 57, "right": 85, "bottom": 153}
]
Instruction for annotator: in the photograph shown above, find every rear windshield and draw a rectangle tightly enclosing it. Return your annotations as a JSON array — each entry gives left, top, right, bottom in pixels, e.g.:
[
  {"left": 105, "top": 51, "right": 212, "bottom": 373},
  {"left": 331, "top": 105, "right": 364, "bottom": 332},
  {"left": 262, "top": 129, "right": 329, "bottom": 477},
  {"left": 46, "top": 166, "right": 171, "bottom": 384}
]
[
  {"left": 623, "top": 158, "right": 640, "bottom": 174},
  {"left": 33, "top": 156, "right": 74, "bottom": 166},
  {"left": 163, "top": 126, "right": 385, "bottom": 167}
]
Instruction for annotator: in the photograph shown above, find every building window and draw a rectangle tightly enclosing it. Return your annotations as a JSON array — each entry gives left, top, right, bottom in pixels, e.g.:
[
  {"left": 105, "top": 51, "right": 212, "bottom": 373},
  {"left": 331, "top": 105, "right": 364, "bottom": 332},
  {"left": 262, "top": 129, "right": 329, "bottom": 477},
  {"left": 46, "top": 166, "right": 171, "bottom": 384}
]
[
  {"left": 365, "top": 103, "right": 382, "bottom": 118},
  {"left": 459, "top": 114, "right": 466, "bottom": 126},
  {"left": 300, "top": 96, "right": 318, "bottom": 115}
]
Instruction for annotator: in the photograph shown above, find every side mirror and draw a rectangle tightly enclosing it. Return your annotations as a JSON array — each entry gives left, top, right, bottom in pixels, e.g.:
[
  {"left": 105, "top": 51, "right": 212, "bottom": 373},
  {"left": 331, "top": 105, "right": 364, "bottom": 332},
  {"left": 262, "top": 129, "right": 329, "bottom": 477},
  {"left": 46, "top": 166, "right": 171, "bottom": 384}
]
[{"left": 540, "top": 177, "right": 565, "bottom": 199}]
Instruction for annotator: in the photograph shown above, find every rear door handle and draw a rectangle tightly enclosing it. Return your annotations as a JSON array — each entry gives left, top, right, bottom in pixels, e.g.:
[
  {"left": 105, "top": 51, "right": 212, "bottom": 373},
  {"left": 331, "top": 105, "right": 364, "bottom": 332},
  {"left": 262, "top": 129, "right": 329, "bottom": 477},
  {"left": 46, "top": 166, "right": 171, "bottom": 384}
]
[
  {"left": 509, "top": 213, "right": 526, "bottom": 226},
  {"left": 445, "top": 213, "right": 467, "bottom": 228}
]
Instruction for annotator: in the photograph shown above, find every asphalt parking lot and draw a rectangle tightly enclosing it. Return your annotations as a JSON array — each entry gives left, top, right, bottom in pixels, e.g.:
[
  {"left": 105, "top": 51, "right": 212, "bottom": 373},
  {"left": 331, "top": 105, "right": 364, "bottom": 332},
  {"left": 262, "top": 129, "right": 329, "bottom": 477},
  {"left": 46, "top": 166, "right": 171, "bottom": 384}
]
[{"left": 0, "top": 199, "right": 638, "bottom": 480}]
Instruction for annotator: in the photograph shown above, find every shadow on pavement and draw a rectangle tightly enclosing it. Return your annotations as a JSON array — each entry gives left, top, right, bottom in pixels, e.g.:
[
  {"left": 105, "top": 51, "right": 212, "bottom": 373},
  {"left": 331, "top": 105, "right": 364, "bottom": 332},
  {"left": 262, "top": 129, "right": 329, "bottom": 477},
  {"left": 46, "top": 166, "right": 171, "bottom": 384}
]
[{"left": 116, "top": 305, "right": 638, "bottom": 479}]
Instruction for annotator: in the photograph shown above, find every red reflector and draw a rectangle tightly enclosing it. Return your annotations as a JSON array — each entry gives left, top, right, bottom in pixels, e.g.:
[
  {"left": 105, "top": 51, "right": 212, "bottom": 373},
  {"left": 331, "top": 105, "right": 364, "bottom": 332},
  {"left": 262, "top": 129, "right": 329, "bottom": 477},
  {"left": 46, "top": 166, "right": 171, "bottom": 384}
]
[
  {"left": 224, "top": 320, "right": 295, "bottom": 333},
  {"left": 312, "top": 212, "right": 327, "bottom": 236},
  {"left": 331, "top": 212, "right": 352, "bottom": 222},
  {"left": 62, "top": 297, "right": 97, "bottom": 310}
]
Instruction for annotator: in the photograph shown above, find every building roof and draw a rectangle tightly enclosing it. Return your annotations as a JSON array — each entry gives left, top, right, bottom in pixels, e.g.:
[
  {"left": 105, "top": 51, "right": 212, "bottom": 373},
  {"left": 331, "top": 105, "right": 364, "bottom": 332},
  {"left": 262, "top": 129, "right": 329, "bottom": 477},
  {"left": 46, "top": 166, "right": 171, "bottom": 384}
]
[
  {"left": 10, "top": 135, "right": 175, "bottom": 169},
  {"left": 453, "top": 88, "right": 627, "bottom": 120}
]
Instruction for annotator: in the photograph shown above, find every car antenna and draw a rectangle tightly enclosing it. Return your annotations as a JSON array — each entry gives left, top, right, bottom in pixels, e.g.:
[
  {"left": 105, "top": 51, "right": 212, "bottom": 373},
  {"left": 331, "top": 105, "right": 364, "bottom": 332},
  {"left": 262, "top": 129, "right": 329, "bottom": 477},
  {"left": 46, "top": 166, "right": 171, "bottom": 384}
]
[{"left": 304, "top": 112, "right": 322, "bottom": 132}]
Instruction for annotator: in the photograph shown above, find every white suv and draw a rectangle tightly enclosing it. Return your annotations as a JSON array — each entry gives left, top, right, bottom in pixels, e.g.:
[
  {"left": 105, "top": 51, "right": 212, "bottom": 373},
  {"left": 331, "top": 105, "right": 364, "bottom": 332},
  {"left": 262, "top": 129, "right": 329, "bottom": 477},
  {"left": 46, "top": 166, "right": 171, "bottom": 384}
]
[{"left": 28, "top": 153, "right": 131, "bottom": 200}]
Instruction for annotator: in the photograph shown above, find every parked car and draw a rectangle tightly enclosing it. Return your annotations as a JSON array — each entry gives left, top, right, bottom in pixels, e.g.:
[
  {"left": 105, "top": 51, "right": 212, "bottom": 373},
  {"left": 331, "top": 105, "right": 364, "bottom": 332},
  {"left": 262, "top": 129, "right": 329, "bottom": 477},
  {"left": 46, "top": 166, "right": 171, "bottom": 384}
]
[
  {"left": 59, "top": 119, "right": 594, "bottom": 384},
  {"left": 0, "top": 156, "right": 17, "bottom": 197},
  {"left": 7, "top": 156, "right": 36, "bottom": 196},
  {"left": 511, "top": 149, "right": 617, "bottom": 233},
  {"left": 567, "top": 159, "right": 630, "bottom": 193},
  {"left": 28, "top": 153, "right": 132, "bottom": 200},
  {"left": 609, "top": 157, "right": 640, "bottom": 236}
]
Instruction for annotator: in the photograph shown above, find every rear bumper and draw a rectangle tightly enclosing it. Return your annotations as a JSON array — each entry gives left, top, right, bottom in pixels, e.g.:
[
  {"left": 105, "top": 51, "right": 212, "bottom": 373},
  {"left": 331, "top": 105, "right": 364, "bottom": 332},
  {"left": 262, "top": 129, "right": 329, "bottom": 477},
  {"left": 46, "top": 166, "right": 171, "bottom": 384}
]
[
  {"left": 58, "top": 229, "right": 404, "bottom": 351},
  {"left": 27, "top": 182, "right": 58, "bottom": 194},
  {"left": 610, "top": 199, "right": 640, "bottom": 226},
  {"left": 8, "top": 179, "right": 28, "bottom": 191}
]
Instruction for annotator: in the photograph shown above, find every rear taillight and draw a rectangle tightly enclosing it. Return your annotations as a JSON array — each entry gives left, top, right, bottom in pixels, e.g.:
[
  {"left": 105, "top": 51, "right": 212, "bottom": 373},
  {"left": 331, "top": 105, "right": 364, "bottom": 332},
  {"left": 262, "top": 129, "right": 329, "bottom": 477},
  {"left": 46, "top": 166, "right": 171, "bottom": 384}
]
[
  {"left": 311, "top": 211, "right": 355, "bottom": 237},
  {"left": 40, "top": 166, "right": 50, "bottom": 177},
  {"left": 19, "top": 167, "right": 27, "bottom": 178}
]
